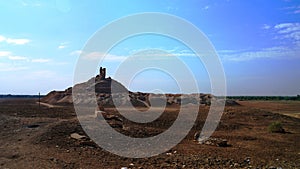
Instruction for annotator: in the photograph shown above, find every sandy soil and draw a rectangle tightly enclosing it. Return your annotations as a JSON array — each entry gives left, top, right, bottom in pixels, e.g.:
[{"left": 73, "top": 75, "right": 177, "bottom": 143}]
[
  {"left": 237, "top": 101, "right": 300, "bottom": 119},
  {"left": 0, "top": 98, "right": 299, "bottom": 168}
]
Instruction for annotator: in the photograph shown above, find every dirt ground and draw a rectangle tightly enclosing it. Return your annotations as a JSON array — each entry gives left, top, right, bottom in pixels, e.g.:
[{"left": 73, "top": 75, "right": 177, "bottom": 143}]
[{"left": 0, "top": 98, "right": 299, "bottom": 168}]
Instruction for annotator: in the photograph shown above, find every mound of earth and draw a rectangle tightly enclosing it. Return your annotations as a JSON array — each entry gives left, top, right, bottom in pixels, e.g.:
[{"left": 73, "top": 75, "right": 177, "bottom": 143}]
[{"left": 42, "top": 67, "right": 239, "bottom": 107}]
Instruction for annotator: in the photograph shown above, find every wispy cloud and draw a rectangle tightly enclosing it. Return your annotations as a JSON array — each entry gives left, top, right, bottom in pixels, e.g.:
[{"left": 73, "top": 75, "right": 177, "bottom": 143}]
[
  {"left": 275, "top": 23, "right": 300, "bottom": 33},
  {"left": 220, "top": 46, "right": 300, "bottom": 62},
  {"left": 8, "top": 56, "right": 28, "bottom": 61},
  {"left": 0, "top": 51, "right": 12, "bottom": 57},
  {"left": 262, "top": 24, "right": 271, "bottom": 30},
  {"left": 82, "top": 52, "right": 127, "bottom": 62},
  {"left": 70, "top": 50, "right": 82, "bottom": 56},
  {"left": 0, "top": 63, "right": 28, "bottom": 72},
  {"left": 274, "top": 22, "right": 300, "bottom": 45},
  {"left": 58, "top": 42, "right": 69, "bottom": 49},
  {"left": 31, "top": 58, "right": 51, "bottom": 63},
  {"left": 129, "top": 48, "right": 198, "bottom": 57},
  {"left": 0, "top": 35, "right": 30, "bottom": 45},
  {"left": 202, "top": 5, "right": 210, "bottom": 10},
  {"left": 0, "top": 50, "right": 51, "bottom": 63},
  {"left": 166, "top": 6, "right": 178, "bottom": 12},
  {"left": 20, "top": 0, "right": 42, "bottom": 7},
  {"left": 282, "top": 5, "right": 300, "bottom": 14},
  {"left": 6, "top": 38, "right": 30, "bottom": 45},
  {"left": 80, "top": 48, "right": 200, "bottom": 62},
  {"left": 0, "top": 50, "right": 28, "bottom": 61}
]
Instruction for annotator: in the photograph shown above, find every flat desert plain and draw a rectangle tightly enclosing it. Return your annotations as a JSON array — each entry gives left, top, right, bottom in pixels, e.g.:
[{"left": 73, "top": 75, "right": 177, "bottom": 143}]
[{"left": 0, "top": 98, "right": 299, "bottom": 168}]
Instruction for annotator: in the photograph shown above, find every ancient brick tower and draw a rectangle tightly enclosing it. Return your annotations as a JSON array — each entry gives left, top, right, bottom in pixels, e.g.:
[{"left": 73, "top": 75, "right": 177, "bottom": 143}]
[{"left": 99, "top": 67, "right": 106, "bottom": 80}]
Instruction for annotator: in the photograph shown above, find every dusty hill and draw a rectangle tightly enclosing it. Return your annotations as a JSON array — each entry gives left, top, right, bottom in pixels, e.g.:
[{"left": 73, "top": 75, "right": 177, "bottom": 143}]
[{"left": 42, "top": 67, "right": 239, "bottom": 107}]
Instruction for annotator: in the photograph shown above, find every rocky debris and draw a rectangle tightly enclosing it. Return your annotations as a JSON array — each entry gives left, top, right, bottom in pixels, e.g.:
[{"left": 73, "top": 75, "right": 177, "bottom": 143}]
[
  {"left": 70, "top": 133, "right": 86, "bottom": 140},
  {"left": 198, "top": 137, "right": 229, "bottom": 147},
  {"left": 244, "top": 157, "right": 251, "bottom": 165},
  {"left": 193, "top": 131, "right": 200, "bottom": 141},
  {"left": 42, "top": 67, "right": 240, "bottom": 107},
  {"left": 225, "top": 99, "right": 241, "bottom": 106},
  {"left": 200, "top": 93, "right": 213, "bottom": 105},
  {"left": 95, "top": 110, "right": 123, "bottom": 128}
]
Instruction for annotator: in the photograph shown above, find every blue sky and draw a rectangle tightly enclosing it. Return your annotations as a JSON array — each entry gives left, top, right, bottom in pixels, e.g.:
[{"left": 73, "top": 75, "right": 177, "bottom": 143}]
[{"left": 0, "top": 0, "right": 299, "bottom": 95}]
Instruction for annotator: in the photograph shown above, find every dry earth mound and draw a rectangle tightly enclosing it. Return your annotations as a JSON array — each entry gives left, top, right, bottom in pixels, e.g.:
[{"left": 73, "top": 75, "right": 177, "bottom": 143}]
[{"left": 42, "top": 67, "right": 239, "bottom": 107}]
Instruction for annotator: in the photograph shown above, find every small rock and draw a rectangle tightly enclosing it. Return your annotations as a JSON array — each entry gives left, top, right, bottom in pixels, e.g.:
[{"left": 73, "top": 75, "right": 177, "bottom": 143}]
[
  {"left": 234, "top": 163, "right": 240, "bottom": 167},
  {"left": 217, "top": 139, "right": 228, "bottom": 147},
  {"left": 70, "top": 133, "right": 86, "bottom": 140},
  {"left": 244, "top": 157, "right": 251, "bottom": 164},
  {"left": 194, "top": 132, "right": 200, "bottom": 141}
]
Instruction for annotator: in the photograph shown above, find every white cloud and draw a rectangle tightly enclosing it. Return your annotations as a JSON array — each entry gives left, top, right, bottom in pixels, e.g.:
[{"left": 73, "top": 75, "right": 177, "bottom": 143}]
[
  {"left": 20, "top": 0, "right": 42, "bottom": 7},
  {"left": 0, "top": 51, "right": 28, "bottom": 61},
  {"left": 8, "top": 56, "right": 28, "bottom": 61},
  {"left": 166, "top": 6, "right": 178, "bottom": 11},
  {"left": 31, "top": 58, "right": 51, "bottom": 63},
  {"left": 0, "top": 35, "right": 6, "bottom": 42},
  {"left": 82, "top": 52, "right": 127, "bottom": 62},
  {"left": 274, "top": 22, "right": 300, "bottom": 45},
  {"left": 0, "top": 35, "right": 30, "bottom": 45},
  {"left": 274, "top": 23, "right": 294, "bottom": 29},
  {"left": 283, "top": 5, "right": 300, "bottom": 14},
  {"left": 58, "top": 42, "right": 69, "bottom": 49},
  {"left": 0, "top": 51, "right": 12, "bottom": 57},
  {"left": 6, "top": 38, "right": 30, "bottom": 45},
  {"left": 58, "top": 45, "right": 66, "bottom": 49},
  {"left": 284, "top": 31, "right": 300, "bottom": 40},
  {"left": 203, "top": 5, "right": 210, "bottom": 10},
  {"left": 220, "top": 46, "right": 300, "bottom": 62},
  {"left": 0, "top": 63, "right": 28, "bottom": 72},
  {"left": 129, "top": 48, "right": 198, "bottom": 58},
  {"left": 81, "top": 49, "right": 199, "bottom": 62},
  {"left": 275, "top": 23, "right": 300, "bottom": 33},
  {"left": 70, "top": 50, "right": 82, "bottom": 56},
  {"left": 262, "top": 24, "right": 271, "bottom": 30}
]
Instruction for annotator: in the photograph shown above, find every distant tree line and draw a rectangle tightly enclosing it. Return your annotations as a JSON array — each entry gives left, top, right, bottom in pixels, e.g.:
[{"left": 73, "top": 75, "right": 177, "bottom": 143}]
[
  {"left": 0, "top": 94, "right": 44, "bottom": 98},
  {"left": 226, "top": 95, "right": 300, "bottom": 101}
]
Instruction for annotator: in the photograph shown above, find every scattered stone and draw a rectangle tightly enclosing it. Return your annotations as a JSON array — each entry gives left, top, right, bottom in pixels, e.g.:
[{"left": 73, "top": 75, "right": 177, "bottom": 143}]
[
  {"left": 244, "top": 157, "right": 251, "bottom": 164},
  {"left": 194, "top": 132, "right": 200, "bottom": 141},
  {"left": 198, "top": 137, "right": 229, "bottom": 147},
  {"left": 70, "top": 133, "right": 86, "bottom": 140},
  {"left": 26, "top": 124, "right": 39, "bottom": 128}
]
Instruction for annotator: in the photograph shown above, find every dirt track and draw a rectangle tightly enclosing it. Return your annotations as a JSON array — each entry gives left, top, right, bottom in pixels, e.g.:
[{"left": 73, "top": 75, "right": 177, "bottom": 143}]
[{"left": 0, "top": 98, "right": 300, "bottom": 168}]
